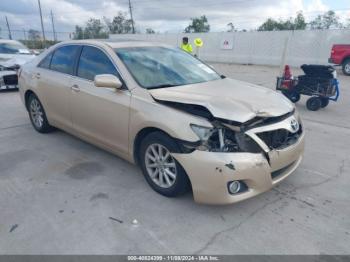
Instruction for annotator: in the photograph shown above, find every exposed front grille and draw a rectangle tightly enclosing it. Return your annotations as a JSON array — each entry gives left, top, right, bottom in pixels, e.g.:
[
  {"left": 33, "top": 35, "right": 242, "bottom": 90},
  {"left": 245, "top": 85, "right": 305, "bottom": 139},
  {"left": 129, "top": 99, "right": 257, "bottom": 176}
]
[
  {"left": 3, "top": 74, "right": 18, "bottom": 85},
  {"left": 257, "top": 125, "right": 302, "bottom": 150}
]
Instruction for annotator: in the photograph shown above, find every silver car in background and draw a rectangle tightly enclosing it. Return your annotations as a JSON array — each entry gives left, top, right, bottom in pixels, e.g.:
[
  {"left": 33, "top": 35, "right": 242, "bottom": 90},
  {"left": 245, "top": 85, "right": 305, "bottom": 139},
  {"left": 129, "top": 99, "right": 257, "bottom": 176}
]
[{"left": 0, "top": 40, "right": 36, "bottom": 90}]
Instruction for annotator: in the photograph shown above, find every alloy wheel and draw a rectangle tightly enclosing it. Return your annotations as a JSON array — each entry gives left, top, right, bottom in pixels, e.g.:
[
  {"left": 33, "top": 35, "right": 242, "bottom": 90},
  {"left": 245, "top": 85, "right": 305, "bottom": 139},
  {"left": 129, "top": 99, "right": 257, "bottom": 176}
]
[
  {"left": 144, "top": 143, "right": 177, "bottom": 188},
  {"left": 30, "top": 98, "right": 44, "bottom": 129}
]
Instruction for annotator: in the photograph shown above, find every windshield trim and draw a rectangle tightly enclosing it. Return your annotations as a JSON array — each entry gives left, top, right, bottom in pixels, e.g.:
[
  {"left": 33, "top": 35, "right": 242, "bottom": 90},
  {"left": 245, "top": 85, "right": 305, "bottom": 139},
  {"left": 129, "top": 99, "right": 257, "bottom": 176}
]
[{"left": 114, "top": 46, "right": 221, "bottom": 90}]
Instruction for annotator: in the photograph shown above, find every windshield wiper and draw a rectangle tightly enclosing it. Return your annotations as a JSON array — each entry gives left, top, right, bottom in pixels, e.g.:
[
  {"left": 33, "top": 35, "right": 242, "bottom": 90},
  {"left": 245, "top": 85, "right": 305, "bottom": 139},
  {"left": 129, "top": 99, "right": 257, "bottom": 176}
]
[{"left": 147, "top": 84, "right": 179, "bottom": 90}]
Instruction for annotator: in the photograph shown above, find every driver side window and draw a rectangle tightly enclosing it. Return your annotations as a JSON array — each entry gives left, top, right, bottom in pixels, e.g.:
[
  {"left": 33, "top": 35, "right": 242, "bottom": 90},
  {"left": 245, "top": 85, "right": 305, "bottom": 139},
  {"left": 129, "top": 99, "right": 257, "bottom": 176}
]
[{"left": 77, "top": 46, "right": 120, "bottom": 81}]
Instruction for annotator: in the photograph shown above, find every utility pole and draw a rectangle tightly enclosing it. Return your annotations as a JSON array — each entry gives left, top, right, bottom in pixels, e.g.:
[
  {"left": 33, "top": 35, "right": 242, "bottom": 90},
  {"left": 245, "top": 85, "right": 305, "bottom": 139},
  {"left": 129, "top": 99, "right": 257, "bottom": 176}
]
[
  {"left": 128, "top": 0, "right": 135, "bottom": 34},
  {"left": 5, "top": 16, "right": 12, "bottom": 40},
  {"left": 23, "top": 28, "right": 27, "bottom": 41},
  {"left": 37, "top": 0, "right": 46, "bottom": 46},
  {"left": 50, "top": 10, "right": 57, "bottom": 41}
]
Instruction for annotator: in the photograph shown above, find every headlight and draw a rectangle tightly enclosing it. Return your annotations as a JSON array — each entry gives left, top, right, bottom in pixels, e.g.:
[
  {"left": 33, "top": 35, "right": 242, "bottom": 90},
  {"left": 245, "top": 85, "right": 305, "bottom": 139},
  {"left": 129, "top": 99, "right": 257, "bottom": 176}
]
[
  {"left": 190, "top": 124, "right": 213, "bottom": 141},
  {"left": 190, "top": 123, "right": 244, "bottom": 152}
]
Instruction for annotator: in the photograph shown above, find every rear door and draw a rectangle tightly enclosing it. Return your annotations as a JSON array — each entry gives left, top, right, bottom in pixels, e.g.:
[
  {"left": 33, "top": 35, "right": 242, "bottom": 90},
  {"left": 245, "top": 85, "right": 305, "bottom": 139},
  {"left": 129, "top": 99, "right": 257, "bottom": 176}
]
[
  {"left": 35, "top": 45, "right": 81, "bottom": 129},
  {"left": 70, "top": 45, "right": 131, "bottom": 156}
]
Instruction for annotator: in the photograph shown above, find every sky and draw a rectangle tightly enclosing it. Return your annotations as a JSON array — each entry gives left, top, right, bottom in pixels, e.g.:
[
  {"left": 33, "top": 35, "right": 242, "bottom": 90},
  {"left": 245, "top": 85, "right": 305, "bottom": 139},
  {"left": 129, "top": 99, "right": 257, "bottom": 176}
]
[{"left": 0, "top": 0, "right": 349, "bottom": 40}]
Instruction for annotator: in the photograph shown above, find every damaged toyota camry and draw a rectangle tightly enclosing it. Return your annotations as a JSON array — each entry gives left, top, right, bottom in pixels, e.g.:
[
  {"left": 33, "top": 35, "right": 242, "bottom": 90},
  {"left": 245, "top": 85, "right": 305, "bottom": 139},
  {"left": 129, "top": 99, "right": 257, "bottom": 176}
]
[{"left": 19, "top": 40, "right": 305, "bottom": 204}]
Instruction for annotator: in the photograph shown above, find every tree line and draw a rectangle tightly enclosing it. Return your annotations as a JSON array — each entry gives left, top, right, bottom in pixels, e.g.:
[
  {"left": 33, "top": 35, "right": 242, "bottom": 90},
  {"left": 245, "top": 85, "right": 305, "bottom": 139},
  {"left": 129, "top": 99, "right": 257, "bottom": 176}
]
[
  {"left": 1, "top": 9, "right": 348, "bottom": 48},
  {"left": 70, "top": 10, "right": 349, "bottom": 40}
]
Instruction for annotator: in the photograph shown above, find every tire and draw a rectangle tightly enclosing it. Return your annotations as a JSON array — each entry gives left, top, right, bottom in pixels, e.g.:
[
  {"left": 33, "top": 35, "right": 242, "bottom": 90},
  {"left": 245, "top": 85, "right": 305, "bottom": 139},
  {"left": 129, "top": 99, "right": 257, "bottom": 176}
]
[
  {"left": 306, "top": 97, "right": 322, "bottom": 111},
  {"left": 139, "top": 132, "right": 191, "bottom": 197},
  {"left": 27, "top": 94, "right": 54, "bottom": 133},
  {"left": 320, "top": 97, "right": 330, "bottom": 108},
  {"left": 342, "top": 59, "right": 350, "bottom": 76}
]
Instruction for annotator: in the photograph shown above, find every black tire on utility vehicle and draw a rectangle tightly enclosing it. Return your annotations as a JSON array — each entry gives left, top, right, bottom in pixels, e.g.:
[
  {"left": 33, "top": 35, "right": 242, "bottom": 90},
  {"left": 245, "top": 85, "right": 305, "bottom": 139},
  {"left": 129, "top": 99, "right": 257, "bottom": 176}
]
[
  {"left": 342, "top": 58, "right": 350, "bottom": 76},
  {"left": 27, "top": 94, "right": 54, "bottom": 133},
  {"left": 320, "top": 97, "right": 330, "bottom": 108},
  {"left": 306, "top": 97, "right": 322, "bottom": 111},
  {"left": 139, "top": 131, "right": 191, "bottom": 197}
]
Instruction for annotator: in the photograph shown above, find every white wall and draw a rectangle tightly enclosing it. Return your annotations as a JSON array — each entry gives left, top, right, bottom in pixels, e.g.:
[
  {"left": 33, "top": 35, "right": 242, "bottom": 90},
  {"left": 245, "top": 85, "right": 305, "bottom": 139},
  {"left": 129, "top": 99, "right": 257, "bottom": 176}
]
[{"left": 110, "top": 30, "right": 350, "bottom": 67}]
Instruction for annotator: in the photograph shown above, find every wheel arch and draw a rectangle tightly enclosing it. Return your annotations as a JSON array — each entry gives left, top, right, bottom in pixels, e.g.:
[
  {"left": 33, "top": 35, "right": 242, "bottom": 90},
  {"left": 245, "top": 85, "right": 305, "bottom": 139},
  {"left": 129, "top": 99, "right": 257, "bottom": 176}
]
[
  {"left": 24, "top": 90, "right": 36, "bottom": 111},
  {"left": 133, "top": 127, "right": 173, "bottom": 166},
  {"left": 342, "top": 56, "right": 350, "bottom": 65}
]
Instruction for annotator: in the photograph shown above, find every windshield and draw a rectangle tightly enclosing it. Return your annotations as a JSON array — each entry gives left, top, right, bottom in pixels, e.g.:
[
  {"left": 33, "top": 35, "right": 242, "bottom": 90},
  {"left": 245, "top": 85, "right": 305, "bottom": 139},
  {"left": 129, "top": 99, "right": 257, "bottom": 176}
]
[
  {"left": 115, "top": 46, "right": 221, "bottom": 89},
  {"left": 0, "top": 42, "right": 31, "bottom": 55}
]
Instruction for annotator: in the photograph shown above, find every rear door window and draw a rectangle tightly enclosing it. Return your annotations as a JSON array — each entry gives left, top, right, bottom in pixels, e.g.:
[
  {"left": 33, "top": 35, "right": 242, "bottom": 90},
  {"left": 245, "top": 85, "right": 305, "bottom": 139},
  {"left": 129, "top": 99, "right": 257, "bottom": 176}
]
[
  {"left": 50, "top": 45, "right": 80, "bottom": 75},
  {"left": 38, "top": 52, "right": 53, "bottom": 69},
  {"left": 77, "top": 46, "right": 119, "bottom": 81}
]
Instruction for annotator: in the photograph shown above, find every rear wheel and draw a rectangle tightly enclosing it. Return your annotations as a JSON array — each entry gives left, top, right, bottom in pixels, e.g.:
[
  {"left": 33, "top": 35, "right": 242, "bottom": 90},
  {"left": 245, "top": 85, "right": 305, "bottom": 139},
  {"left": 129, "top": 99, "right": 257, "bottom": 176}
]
[
  {"left": 28, "top": 94, "right": 54, "bottom": 133},
  {"left": 139, "top": 132, "right": 191, "bottom": 197},
  {"left": 342, "top": 59, "right": 350, "bottom": 76},
  {"left": 306, "top": 97, "right": 322, "bottom": 111}
]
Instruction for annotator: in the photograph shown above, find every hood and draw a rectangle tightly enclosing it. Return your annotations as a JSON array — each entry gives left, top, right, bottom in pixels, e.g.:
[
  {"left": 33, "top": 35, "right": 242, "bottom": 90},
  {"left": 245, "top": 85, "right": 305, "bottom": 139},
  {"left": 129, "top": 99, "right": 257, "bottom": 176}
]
[
  {"left": 0, "top": 54, "right": 36, "bottom": 67},
  {"left": 149, "top": 78, "right": 294, "bottom": 123}
]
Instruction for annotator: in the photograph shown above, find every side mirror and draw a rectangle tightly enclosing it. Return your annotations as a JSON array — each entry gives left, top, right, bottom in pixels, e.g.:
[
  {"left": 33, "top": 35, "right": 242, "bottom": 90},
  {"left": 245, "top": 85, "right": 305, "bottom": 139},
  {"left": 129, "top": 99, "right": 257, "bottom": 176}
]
[{"left": 94, "top": 74, "right": 123, "bottom": 89}]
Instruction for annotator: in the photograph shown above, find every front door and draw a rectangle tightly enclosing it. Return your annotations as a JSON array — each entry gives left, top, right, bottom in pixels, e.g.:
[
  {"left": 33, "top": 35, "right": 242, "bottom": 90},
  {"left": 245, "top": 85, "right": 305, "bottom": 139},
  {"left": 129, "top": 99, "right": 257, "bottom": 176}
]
[{"left": 70, "top": 45, "right": 131, "bottom": 156}]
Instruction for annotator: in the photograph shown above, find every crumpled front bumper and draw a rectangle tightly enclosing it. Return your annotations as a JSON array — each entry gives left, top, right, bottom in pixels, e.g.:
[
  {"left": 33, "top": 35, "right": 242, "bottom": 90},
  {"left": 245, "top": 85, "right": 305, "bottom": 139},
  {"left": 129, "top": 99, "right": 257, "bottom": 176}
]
[
  {"left": 0, "top": 70, "right": 18, "bottom": 90},
  {"left": 172, "top": 130, "right": 305, "bottom": 205}
]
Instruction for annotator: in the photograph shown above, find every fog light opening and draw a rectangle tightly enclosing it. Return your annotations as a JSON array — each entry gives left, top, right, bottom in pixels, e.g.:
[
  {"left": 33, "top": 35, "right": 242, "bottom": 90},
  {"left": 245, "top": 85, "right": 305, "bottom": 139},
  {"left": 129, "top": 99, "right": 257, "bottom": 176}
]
[{"left": 228, "top": 181, "right": 241, "bottom": 194}]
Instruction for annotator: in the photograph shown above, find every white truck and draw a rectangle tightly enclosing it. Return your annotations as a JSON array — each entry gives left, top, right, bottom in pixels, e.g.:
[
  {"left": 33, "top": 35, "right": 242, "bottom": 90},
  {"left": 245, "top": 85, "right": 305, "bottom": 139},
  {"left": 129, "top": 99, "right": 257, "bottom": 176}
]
[{"left": 0, "top": 40, "right": 36, "bottom": 90}]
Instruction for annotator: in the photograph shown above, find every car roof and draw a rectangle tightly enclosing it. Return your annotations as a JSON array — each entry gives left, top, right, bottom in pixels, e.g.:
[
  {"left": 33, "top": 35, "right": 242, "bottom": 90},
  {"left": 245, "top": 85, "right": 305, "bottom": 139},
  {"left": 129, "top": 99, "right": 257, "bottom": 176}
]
[{"left": 56, "top": 40, "right": 171, "bottom": 49}]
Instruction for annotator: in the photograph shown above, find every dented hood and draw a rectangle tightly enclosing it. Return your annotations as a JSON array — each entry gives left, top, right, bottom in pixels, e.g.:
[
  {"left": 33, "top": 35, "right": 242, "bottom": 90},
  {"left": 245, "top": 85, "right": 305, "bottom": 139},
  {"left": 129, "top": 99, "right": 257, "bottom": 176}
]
[
  {"left": 0, "top": 54, "right": 36, "bottom": 67},
  {"left": 149, "top": 78, "right": 294, "bottom": 123}
]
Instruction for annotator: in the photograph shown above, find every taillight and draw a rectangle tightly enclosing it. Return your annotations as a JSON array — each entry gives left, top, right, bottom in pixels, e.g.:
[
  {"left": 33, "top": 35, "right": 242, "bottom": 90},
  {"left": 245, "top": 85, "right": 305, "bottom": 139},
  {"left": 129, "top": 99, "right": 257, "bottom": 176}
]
[{"left": 331, "top": 49, "right": 335, "bottom": 54}]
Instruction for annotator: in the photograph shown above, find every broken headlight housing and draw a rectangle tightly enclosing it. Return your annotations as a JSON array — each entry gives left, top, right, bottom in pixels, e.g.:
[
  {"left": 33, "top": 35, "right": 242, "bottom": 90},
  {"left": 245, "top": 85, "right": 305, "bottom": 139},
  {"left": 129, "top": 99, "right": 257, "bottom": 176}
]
[
  {"left": 190, "top": 124, "right": 238, "bottom": 152},
  {"left": 190, "top": 123, "right": 262, "bottom": 153}
]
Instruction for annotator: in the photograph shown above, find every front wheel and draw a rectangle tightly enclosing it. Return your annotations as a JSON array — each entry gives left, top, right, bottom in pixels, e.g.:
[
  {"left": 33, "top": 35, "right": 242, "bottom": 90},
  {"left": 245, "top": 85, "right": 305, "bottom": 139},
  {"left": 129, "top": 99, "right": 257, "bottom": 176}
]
[
  {"left": 139, "top": 132, "right": 191, "bottom": 197},
  {"left": 28, "top": 94, "right": 54, "bottom": 133},
  {"left": 306, "top": 97, "right": 322, "bottom": 111},
  {"left": 342, "top": 59, "right": 350, "bottom": 76}
]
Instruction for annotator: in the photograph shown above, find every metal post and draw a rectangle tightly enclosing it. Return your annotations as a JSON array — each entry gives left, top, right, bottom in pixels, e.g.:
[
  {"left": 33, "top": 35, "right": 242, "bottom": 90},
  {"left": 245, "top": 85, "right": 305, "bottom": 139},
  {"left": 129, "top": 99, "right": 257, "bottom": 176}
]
[
  {"left": 38, "top": 0, "right": 46, "bottom": 46},
  {"left": 50, "top": 10, "right": 56, "bottom": 41},
  {"left": 128, "top": 0, "right": 135, "bottom": 34},
  {"left": 5, "top": 16, "right": 12, "bottom": 40},
  {"left": 23, "top": 28, "right": 27, "bottom": 41}
]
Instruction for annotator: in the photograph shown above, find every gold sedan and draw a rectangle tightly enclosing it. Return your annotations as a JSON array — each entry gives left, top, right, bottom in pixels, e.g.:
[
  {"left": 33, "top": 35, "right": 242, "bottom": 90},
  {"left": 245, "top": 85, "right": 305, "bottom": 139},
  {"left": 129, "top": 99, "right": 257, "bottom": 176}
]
[{"left": 19, "top": 40, "right": 304, "bottom": 204}]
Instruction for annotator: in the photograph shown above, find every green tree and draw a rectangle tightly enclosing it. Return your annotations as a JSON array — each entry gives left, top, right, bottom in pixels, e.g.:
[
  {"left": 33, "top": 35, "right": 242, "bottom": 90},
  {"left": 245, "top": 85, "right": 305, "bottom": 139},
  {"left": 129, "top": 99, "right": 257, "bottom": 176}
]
[
  {"left": 73, "top": 25, "right": 84, "bottom": 39},
  {"left": 28, "top": 29, "right": 41, "bottom": 41},
  {"left": 294, "top": 12, "right": 307, "bottom": 29},
  {"left": 258, "top": 18, "right": 282, "bottom": 31},
  {"left": 84, "top": 18, "right": 109, "bottom": 39},
  {"left": 309, "top": 10, "right": 342, "bottom": 29},
  {"left": 184, "top": 15, "right": 210, "bottom": 33},
  {"left": 227, "top": 22, "right": 236, "bottom": 32},
  {"left": 146, "top": 28, "right": 155, "bottom": 34},
  {"left": 105, "top": 12, "right": 133, "bottom": 34},
  {"left": 258, "top": 12, "right": 306, "bottom": 31},
  {"left": 74, "top": 18, "right": 108, "bottom": 39}
]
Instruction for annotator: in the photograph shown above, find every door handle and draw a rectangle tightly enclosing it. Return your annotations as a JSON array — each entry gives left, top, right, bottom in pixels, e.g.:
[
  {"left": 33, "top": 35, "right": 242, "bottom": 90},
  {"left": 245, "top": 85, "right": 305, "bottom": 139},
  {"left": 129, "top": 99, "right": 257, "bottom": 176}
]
[
  {"left": 34, "top": 73, "right": 40, "bottom": 79},
  {"left": 71, "top": 84, "right": 80, "bottom": 92}
]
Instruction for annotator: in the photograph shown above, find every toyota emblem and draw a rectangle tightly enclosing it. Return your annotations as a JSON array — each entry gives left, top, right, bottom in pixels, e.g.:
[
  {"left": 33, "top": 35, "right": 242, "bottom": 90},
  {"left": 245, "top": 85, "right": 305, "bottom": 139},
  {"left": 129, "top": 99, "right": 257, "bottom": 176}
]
[{"left": 290, "top": 119, "right": 299, "bottom": 132}]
